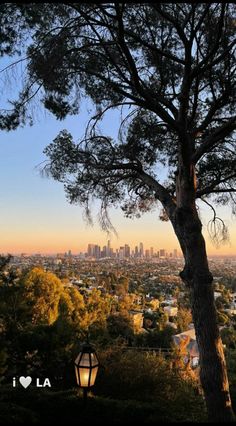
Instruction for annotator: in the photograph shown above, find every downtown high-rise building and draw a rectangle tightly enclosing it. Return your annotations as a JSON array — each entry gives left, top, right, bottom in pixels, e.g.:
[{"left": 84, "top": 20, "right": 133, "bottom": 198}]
[
  {"left": 119, "top": 246, "right": 125, "bottom": 259},
  {"left": 139, "top": 242, "right": 144, "bottom": 257},
  {"left": 87, "top": 244, "right": 95, "bottom": 257},
  {"left": 87, "top": 244, "right": 101, "bottom": 258},
  {"left": 94, "top": 245, "right": 101, "bottom": 259},
  {"left": 124, "top": 244, "right": 130, "bottom": 258},
  {"left": 160, "top": 249, "right": 166, "bottom": 258},
  {"left": 107, "top": 240, "right": 111, "bottom": 257}
]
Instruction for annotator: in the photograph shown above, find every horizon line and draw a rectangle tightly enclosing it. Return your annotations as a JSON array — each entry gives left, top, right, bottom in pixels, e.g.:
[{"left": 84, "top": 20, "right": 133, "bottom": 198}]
[{"left": 2, "top": 251, "right": 236, "bottom": 258}]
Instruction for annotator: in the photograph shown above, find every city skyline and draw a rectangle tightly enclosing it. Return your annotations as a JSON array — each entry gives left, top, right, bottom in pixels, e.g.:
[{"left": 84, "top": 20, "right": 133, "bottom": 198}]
[
  {"left": 2, "top": 236, "right": 236, "bottom": 258},
  {"left": 86, "top": 240, "right": 179, "bottom": 259}
]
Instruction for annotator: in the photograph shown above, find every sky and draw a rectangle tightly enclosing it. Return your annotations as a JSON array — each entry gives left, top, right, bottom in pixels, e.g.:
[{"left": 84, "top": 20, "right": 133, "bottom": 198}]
[{"left": 0, "top": 64, "right": 236, "bottom": 256}]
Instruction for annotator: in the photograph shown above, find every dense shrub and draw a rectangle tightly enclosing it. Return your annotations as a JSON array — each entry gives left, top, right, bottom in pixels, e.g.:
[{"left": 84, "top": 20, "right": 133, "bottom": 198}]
[{"left": 94, "top": 346, "right": 206, "bottom": 421}]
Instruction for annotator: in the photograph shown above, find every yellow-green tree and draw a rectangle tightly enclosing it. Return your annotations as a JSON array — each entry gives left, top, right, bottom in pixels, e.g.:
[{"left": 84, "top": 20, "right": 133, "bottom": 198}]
[
  {"left": 176, "top": 308, "right": 192, "bottom": 333},
  {"left": 118, "top": 294, "right": 136, "bottom": 313},
  {"left": 58, "top": 286, "right": 86, "bottom": 330},
  {"left": 22, "top": 267, "right": 64, "bottom": 325},
  {"left": 116, "top": 277, "right": 129, "bottom": 297},
  {"left": 85, "top": 289, "right": 112, "bottom": 332}
]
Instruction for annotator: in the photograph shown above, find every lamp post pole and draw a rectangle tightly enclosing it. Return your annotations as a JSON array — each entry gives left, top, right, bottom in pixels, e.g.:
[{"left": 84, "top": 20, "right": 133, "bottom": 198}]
[{"left": 83, "top": 388, "right": 88, "bottom": 407}]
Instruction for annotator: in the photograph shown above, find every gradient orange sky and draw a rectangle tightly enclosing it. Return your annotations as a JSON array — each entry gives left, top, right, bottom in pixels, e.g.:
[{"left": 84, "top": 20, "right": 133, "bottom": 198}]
[
  {"left": 1, "top": 193, "right": 235, "bottom": 256},
  {"left": 0, "top": 99, "right": 235, "bottom": 256}
]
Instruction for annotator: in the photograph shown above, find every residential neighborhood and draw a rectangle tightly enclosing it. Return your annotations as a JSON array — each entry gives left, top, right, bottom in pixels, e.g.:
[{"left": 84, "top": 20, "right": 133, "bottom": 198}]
[{"left": 7, "top": 250, "right": 236, "bottom": 367}]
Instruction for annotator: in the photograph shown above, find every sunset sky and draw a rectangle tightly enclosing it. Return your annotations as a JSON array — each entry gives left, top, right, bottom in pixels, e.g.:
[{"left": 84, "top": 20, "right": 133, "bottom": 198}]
[{"left": 0, "top": 85, "right": 235, "bottom": 256}]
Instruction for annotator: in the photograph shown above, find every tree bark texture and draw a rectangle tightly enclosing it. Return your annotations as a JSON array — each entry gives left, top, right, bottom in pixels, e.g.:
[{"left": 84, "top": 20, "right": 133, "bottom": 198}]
[{"left": 172, "top": 206, "right": 235, "bottom": 422}]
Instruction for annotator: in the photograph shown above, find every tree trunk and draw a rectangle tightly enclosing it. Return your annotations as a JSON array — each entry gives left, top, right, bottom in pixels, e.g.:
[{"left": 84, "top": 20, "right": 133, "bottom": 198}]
[{"left": 172, "top": 206, "right": 235, "bottom": 422}]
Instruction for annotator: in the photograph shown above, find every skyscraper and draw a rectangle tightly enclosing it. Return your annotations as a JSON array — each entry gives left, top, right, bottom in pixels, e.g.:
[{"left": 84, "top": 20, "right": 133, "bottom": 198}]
[
  {"left": 101, "top": 245, "right": 107, "bottom": 258},
  {"left": 107, "top": 240, "right": 111, "bottom": 257},
  {"left": 160, "top": 249, "right": 166, "bottom": 258},
  {"left": 119, "top": 246, "right": 125, "bottom": 259},
  {"left": 94, "top": 245, "right": 101, "bottom": 259},
  {"left": 87, "top": 244, "right": 95, "bottom": 257},
  {"left": 124, "top": 244, "right": 130, "bottom": 258},
  {"left": 139, "top": 242, "right": 144, "bottom": 257}
]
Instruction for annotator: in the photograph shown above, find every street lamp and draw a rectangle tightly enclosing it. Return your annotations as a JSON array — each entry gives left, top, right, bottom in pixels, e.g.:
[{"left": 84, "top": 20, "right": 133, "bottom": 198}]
[{"left": 75, "top": 342, "right": 100, "bottom": 404}]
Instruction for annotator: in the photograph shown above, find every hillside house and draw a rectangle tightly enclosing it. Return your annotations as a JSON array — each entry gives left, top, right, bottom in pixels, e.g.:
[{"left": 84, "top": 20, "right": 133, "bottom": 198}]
[{"left": 173, "top": 328, "right": 199, "bottom": 367}]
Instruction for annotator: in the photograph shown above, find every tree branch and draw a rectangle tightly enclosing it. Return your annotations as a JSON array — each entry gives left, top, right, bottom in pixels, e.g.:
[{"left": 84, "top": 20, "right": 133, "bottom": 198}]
[
  {"left": 191, "top": 4, "right": 226, "bottom": 78},
  {"left": 68, "top": 3, "right": 179, "bottom": 130},
  {"left": 153, "top": 4, "right": 188, "bottom": 47},
  {"left": 197, "top": 188, "right": 236, "bottom": 197},
  {"left": 192, "top": 117, "right": 236, "bottom": 164},
  {"left": 192, "top": 39, "right": 236, "bottom": 79},
  {"left": 196, "top": 170, "right": 236, "bottom": 197},
  {"left": 193, "top": 93, "right": 230, "bottom": 134},
  {"left": 191, "top": 4, "right": 211, "bottom": 40},
  {"left": 114, "top": 4, "right": 178, "bottom": 128},
  {"left": 137, "top": 170, "right": 176, "bottom": 218}
]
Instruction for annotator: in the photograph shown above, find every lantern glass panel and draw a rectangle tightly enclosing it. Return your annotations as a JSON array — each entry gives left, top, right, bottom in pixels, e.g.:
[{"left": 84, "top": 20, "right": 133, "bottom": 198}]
[
  {"left": 79, "top": 367, "right": 90, "bottom": 387},
  {"left": 90, "top": 353, "right": 98, "bottom": 366},
  {"left": 80, "top": 353, "right": 90, "bottom": 367},
  {"left": 90, "top": 367, "right": 98, "bottom": 386},
  {"left": 75, "top": 365, "right": 79, "bottom": 385}
]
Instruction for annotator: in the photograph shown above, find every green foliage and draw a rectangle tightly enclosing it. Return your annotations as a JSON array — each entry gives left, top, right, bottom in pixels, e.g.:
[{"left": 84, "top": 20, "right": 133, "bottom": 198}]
[
  {"left": 0, "top": 384, "right": 207, "bottom": 424},
  {"left": 0, "top": 258, "right": 208, "bottom": 421},
  {"left": 84, "top": 289, "right": 112, "bottom": 332},
  {"left": 0, "top": 401, "right": 38, "bottom": 424},
  {"left": 58, "top": 286, "right": 85, "bottom": 329},
  {"left": 0, "top": 263, "right": 87, "bottom": 384},
  {"left": 0, "top": 5, "right": 37, "bottom": 130},
  {"left": 221, "top": 328, "right": 236, "bottom": 349},
  {"left": 0, "top": 349, "right": 8, "bottom": 377},
  {"left": 95, "top": 346, "right": 206, "bottom": 421},
  {"left": 135, "top": 326, "right": 176, "bottom": 348},
  {"left": 226, "top": 350, "right": 236, "bottom": 413},
  {"left": 175, "top": 308, "right": 192, "bottom": 333},
  {"left": 107, "top": 313, "right": 134, "bottom": 341},
  {"left": 0, "top": 267, "right": 28, "bottom": 329},
  {"left": 217, "top": 310, "right": 230, "bottom": 326},
  {"left": 0, "top": 261, "right": 136, "bottom": 385},
  {"left": 22, "top": 267, "right": 64, "bottom": 325},
  {"left": 216, "top": 293, "right": 231, "bottom": 309},
  {"left": 115, "top": 276, "right": 130, "bottom": 296}
]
